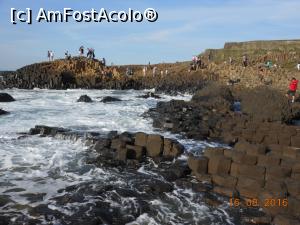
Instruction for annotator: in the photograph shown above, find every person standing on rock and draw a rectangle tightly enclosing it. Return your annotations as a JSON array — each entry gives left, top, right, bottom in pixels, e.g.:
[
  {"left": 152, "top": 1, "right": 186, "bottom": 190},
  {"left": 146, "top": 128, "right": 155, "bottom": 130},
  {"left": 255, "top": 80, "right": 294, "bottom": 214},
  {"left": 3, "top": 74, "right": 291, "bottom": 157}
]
[
  {"left": 50, "top": 51, "right": 54, "bottom": 61},
  {"left": 79, "top": 46, "right": 84, "bottom": 56},
  {"left": 242, "top": 55, "right": 248, "bottom": 67},
  {"left": 196, "top": 57, "right": 202, "bottom": 70},
  {"left": 152, "top": 66, "right": 157, "bottom": 77},
  {"left": 142, "top": 66, "right": 147, "bottom": 76},
  {"left": 287, "top": 77, "right": 299, "bottom": 103},
  {"left": 47, "top": 51, "right": 51, "bottom": 61}
]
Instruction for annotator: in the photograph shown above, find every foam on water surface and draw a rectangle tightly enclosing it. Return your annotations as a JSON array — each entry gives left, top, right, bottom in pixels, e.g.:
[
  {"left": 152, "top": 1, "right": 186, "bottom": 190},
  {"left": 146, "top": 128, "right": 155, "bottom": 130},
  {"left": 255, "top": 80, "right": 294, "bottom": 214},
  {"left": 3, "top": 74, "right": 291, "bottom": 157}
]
[{"left": 0, "top": 89, "right": 233, "bottom": 224}]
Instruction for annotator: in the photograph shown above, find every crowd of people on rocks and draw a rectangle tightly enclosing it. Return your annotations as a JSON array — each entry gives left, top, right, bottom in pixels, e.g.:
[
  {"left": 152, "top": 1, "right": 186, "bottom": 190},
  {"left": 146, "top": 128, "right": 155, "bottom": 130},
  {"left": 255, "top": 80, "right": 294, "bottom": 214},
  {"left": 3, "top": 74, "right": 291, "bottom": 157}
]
[
  {"left": 189, "top": 56, "right": 202, "bottom": 72},
  {"left": 44, "top": 47, "right": 300, "bottom": 103},
  {"left": 46, "top": 46, "right": 106, "bottom": 66}
]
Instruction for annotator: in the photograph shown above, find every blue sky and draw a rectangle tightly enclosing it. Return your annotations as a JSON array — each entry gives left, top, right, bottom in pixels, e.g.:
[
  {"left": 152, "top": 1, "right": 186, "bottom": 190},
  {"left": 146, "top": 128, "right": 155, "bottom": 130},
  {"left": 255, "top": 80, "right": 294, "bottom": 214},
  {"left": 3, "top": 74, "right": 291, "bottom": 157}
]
[{"left": 0, "top": 0, "right": 299, "bottom": 70}]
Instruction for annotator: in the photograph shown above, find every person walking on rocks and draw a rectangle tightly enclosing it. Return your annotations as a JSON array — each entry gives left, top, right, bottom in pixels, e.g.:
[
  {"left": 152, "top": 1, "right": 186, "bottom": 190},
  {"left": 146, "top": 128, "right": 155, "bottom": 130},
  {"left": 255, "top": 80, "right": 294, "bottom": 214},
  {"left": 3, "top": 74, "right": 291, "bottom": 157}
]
[
  {"left": 287, "top": 77, "right": 299, "bottom": 103},
  {"left": 297, "top": 62, "right": 300, "bottom": 71}
]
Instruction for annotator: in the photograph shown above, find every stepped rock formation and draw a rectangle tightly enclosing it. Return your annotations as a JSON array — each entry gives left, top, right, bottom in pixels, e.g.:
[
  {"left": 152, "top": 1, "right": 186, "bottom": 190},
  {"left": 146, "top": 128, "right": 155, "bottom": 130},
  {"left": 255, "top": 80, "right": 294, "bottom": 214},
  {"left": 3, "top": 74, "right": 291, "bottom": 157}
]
[
  {"left": 1, "top": 39, "right": 300, "bottom": 92},
  {"left": 201, "top": 40, "right": 300, "bottom": 91}
]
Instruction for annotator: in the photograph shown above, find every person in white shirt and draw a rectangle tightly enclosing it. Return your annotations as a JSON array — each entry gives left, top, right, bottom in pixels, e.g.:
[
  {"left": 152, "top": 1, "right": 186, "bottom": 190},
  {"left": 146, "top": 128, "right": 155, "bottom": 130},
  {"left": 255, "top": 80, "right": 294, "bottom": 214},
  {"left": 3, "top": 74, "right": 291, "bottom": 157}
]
[
  {"left": 142, "top": 66, "right": 147, "bottom": 76},
  {"left": 152, "top": 67, "right": 157, "bottom": 77},
  {"left": 50, "top": 51, "right": 54, "bottom": 61}
]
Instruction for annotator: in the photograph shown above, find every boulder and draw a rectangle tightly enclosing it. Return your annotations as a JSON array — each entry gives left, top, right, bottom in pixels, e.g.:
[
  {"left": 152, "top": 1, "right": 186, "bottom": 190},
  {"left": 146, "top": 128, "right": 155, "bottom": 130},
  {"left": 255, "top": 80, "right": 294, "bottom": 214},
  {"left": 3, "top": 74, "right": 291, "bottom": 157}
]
[
  {"left": 240, "top": 87, "right": 292, "bottom": 122},
  {"left": 77, "top": 95, "right": 93, "bottom": 102},
  {"left": 192, "top": 83, "right": 234, "bottom": 103},
  {"left": 134, "top": 132, "right": 148, "bottom": 147},
  {"left": 0, "top": 93, "right": 15, "bottom": 102},
  {"left": 101, "top": 96, "right": 121, "bottom": 103},
  {"left": 0, "top": 109, "right": 9, "bottom": 115},
  {"left": 146, "top": 134, "right": 164, "bottom": 157},
  {"left": 192, "top": 83, "right": 234, "bottom": 111},
  {"left": 273, "top": 215, "right": 300, "bottom": 225},
  {"left": 138, "top": 92, "right": 161, "bottom": 99},
  {"left": 163, "top": 140, "right": 184, "bottom": 158},
  {"left": 208, "top": 156, "right": 231, "bottom": 175},
  {"left": 126, "top": 145, "right": 146, "bottom": 160},
  {"left": 188, "top": 156, "right": 208, "bottom": 174}
]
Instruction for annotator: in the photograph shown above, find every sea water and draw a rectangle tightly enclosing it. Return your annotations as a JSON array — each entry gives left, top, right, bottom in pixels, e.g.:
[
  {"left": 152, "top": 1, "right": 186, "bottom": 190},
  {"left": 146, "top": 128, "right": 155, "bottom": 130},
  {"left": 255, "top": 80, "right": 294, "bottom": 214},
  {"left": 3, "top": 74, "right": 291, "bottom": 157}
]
[{"left": 0, "top": 89, "right": 234, "bottom": 225}]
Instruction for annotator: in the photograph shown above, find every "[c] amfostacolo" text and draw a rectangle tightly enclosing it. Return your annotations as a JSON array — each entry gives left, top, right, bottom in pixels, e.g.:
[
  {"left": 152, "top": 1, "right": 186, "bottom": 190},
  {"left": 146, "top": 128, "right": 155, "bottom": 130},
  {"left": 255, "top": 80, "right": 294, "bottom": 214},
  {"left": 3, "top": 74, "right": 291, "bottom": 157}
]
[{"left": 10, "top": 8, "right": 158, "bottom": 24}]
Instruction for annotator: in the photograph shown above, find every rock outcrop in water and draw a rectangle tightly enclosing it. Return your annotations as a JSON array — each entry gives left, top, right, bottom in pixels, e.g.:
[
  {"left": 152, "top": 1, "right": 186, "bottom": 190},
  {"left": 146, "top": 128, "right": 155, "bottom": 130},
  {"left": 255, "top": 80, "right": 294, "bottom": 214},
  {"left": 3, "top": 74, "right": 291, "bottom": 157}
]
[
  {"left": 0, "top": 109, "right": 9, "bottom": 115},
  {"left": 77, "top": 95, "right": 93, "bottom": 103},
  {"left": 100, "top": 96, "right": 122, "bottom": 103},
  {"left": 0, "top": 93, "right": 15, "bottom": 102},
  {"left": 147, "top": 83, "right": 235, "bottom": 140}
]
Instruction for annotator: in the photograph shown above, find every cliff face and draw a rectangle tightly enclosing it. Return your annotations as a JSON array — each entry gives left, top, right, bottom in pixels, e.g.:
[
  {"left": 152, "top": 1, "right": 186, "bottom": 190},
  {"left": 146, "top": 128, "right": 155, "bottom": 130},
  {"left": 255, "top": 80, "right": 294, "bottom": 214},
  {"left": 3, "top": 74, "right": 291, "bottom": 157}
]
[
  {"left": 224, "top": 40, "right": 300, "bottom": 51},
  {"left": 2, "top": 58, "right": 210, "bottom": 93},
  {"left": 12, "top": 57, "right": 108, "bottom": 89}
]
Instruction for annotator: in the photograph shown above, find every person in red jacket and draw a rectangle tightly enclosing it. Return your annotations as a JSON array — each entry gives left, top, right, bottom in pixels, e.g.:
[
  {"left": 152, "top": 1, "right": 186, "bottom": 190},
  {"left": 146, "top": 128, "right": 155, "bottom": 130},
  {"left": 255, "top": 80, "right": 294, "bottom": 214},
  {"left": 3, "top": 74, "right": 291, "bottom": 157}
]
[{"left": 287, "top": 77, "right": 299, "bottom": 103}]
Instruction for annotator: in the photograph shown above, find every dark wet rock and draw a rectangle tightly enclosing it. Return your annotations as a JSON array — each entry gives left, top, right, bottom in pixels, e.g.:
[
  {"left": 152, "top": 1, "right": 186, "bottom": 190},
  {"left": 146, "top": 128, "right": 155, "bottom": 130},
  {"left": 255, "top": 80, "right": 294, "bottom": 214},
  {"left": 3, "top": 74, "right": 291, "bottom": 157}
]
[
  {"left": 107, "top": 131, "right": 119, "bottom": 139},
  {"left": 157, "top": 160, "right": 191, "bottom": 182},
  {"left": 6, "top": 216, "right": 42, "bottom": 225},
  {"left": 119, "top": 132, "right": 134, "bottom": 144},
  {"left": 0, "top": 216, "right": 11, "bottom": 225},
  {"left": 77, "top": 94, "right": 93, "bottom": 102},
  {"left": 240, "top": 86, "right": 292, "bottom": 122},
  {"left": 101, "top": 96, "right": 122, "bottom": 103},
  {"left": 175, "top": 178, "right": 212, "bottom": 193},
  {"left": 192, "top": 83, "right": 234, "bottom": 103},
  {"left": 0, "top": 182, "right": 16, "bottom": 187},
  {"left": 28, "top": 204, "right": 63, "bottom": 218},
  {"left": 147, "top": 97, "right": 230, "bottom": 140},
  {"left": 29, "top": 125, "right": 70, "bottom": 137},
  {"left": 3, "top": 188, "right": 26, "bottom": 193},
  {"left": 0, "top": 93, "right": 15, "bottom": 102},
  {"left": 138, "top": 92, "right": 161, "bottom": 99},
  {"left": 0, "top": 195, "right": 12, "bottom": 207},
  {"left": 94, "top": 138, "right": 112, "bottom": 152},
  {"left": 51, "top": 192, "right": 85, "bottom": 205},
  {"left": 20, "top": 193, "right": 46, "bottom": 203},
  {"left": 135, "top": 179, "right": 173, "bottom": 194},
  {"left": 0, "top": 109, "right": 9, "bottom": 115}
]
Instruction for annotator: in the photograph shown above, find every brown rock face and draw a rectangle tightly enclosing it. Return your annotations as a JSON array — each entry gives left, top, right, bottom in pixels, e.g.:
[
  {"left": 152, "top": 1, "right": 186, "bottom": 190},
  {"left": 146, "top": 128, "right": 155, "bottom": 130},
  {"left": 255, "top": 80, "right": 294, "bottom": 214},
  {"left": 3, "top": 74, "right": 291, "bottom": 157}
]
[
  {"left": 146, "top": 134, "right": 164, "bottom": 157},
  {"left": 240, "top": 86, "right": 292, "bottom": 123},
  {"left": 187, "top": 156, "right": 208, "bottom": 174}
]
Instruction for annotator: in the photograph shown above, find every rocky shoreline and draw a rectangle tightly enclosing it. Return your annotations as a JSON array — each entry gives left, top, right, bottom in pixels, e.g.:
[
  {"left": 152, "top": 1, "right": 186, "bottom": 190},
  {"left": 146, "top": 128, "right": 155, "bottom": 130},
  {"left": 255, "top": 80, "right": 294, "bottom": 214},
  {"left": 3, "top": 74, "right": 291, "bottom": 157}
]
[
  {"left": 0, "top": 125, "right": 268, "bottom": 224},
  {"left": 1, "top": 40, "right": 300, "bottom": 224},
  {"left": 1, "top": 81, "right": 300, "bottom": 224},
  {"left": 4, "top": 119, "right": 297, "bottom": 225}
]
